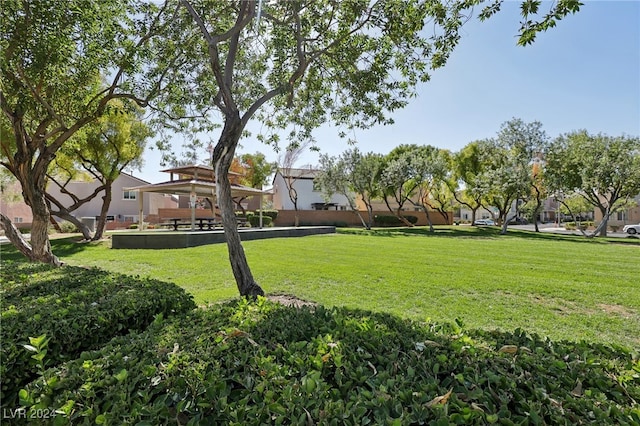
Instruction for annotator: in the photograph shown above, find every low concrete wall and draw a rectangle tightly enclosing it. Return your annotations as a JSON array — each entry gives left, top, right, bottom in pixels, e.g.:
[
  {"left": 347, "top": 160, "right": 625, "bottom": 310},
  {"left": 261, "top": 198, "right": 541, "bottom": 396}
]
[
  {"left": 112, "top": 226, "right": 336, "bottom": 249},
  {"left": 273, "top": 210, "right": 452, "bottom": 227}
]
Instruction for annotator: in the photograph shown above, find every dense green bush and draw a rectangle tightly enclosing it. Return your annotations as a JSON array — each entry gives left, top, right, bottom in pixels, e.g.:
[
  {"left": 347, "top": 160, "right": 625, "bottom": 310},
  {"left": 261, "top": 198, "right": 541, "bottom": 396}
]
[
  {"left": 58, "top": 221, "right": 78, "bottom": 233},
  {"left": 256, "top": 209, "right": 279, "bottom": 220},
  {"left": 0, "top": 261, "right": 196, "bottom": 407},
  {"left": 19, "top": 299, "right": 639, "bottom": 425},
  {"left": 374, "top": 214, "right": 418, "bottom": 226},
  {"left": 248, "top": 215, "right": 272, "bottom": 227}
]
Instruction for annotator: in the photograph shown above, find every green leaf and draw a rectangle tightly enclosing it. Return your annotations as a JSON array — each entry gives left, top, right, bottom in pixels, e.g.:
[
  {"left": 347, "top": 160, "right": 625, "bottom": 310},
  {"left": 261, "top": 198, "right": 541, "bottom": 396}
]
[{"left": 115, "top": 369, "right": 128, "bottom": 382}]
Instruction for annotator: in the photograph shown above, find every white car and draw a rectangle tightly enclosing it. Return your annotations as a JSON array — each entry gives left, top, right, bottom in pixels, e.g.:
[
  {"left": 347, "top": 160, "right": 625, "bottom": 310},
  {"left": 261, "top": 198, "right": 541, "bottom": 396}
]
[
  {"left": 622, "top": 223, "right": 640, "bottom": 234},
  {"left": 474, "top": 219, "right": 496, "bottom": 226}
]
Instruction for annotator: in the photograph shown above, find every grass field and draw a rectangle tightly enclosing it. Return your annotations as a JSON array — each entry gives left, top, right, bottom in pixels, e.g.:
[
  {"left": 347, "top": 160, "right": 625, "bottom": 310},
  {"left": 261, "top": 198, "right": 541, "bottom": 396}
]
[{"left": 2, "top": 226, "right": 638, "bottom": 348}]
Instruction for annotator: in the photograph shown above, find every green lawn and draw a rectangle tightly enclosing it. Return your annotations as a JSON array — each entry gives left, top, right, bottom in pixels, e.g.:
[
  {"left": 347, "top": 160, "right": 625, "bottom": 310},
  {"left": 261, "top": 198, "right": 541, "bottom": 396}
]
[{"left": 2, "top": 226, "right": 638, "bottom": 348}]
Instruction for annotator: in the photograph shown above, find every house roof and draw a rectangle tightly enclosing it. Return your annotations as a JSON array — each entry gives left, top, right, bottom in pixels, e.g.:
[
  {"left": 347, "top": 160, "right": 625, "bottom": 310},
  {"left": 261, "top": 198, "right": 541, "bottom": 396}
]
[{"left": 276, "top": 168, "right": 320, "bottom": 180}]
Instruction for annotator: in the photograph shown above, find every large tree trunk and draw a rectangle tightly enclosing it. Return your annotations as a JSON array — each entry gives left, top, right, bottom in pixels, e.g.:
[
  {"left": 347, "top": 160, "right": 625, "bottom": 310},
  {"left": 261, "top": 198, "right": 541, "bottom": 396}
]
[
  {"left": 3, "top": 183, "right": 62, "bottom": 265},
  {"left": 92, "top": 184, "right": 112, "bottom": 241},
  {"left": 213, "top": 114, "right": 264, "bottom": 298},
  {"left": 364, "top": 200, "right": 374, "bottom": 230},
  {"left": 50, "top": 208, "right": 93, "bottom": 240},
  {"left": 0, "top": 212, "right": 34, "bottom": 259},
  {"left": 425, "top": 208, "right": 434, "bottom": 232}
]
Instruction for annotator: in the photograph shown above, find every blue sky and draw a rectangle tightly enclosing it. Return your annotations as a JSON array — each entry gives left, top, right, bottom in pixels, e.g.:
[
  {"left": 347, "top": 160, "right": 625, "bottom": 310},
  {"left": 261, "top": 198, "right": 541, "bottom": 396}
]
[{"left": 135, "top": 0, "right": 640, "bottom": 183}]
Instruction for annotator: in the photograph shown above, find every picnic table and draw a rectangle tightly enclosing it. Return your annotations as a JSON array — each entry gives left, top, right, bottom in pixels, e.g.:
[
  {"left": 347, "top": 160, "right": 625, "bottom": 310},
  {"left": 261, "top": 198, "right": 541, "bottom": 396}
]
[{"left": 163, "top": 218, "right": 221, "bottom": 231}]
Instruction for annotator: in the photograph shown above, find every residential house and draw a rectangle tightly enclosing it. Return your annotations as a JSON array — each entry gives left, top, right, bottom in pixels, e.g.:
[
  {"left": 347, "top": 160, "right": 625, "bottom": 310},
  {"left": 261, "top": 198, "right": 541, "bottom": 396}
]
[
  {"left": 272, "top": 168, "right": 350, "bottom": 211},
  {"left": 0, "top": 180, "right": 33, "bottom": 229},
  {"left": 46, "top": 173, "right": 177, "bottom": 227},
  {"left": 594, "top": 193, "right": 640, "bottom": 228}
]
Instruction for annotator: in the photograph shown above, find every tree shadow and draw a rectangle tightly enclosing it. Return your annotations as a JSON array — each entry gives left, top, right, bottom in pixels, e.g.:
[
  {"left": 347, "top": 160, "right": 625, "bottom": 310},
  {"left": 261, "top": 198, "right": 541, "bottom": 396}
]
[
  {"left": 0, "top": 236, "right": 97, "bottom": 262},
  {"left": 338, "top": 226, "right": 640, "bottom": 245}
]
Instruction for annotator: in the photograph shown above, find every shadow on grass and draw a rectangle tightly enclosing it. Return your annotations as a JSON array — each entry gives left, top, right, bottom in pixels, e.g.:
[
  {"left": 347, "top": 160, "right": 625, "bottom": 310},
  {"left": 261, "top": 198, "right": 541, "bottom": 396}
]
[
  {"left": 0, "top": 236, "right": 99, "bottom": 262},
  {"left": 338, "top": 226, "right": 640, "bottom": 245}
]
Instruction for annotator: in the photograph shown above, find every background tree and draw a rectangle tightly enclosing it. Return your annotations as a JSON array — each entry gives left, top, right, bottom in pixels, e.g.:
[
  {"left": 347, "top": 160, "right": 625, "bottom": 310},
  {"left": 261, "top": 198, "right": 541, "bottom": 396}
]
[
  {"left": 154, "top": 0, "right": 580, "bottom": 297},
  {"left": 316, "top": 153, "right": 368, "bottom": 228},
  {"left": 315, "top": 148, "right": 383, "bottom": 229},
  {"left": 55, "top": 101, "right": 150, "bottom": 240},
  {"left": 410, "top": 147, "right": 453, "bottom": 231},
  {"left": 344, "top": 150, "right": 384, "bottom": 230},
  {"left": 546, "top": 131, "right": 640, "bottom": 237},
  {"left": 451, "top": 141, "right": 492, "bottom": 225},
  {"left": 380, "top": 145, "right": 421, "bottom": 226},
  {"left": 481, "top": 118, "right": 548, "bottom": 234},
  {"left": 0, "top": 0, "right": 179, "bottom": 264},
  {"left": 277, "top": 141, "right": 312, "bottom": 228},
  {"left": 233, "top": 152, "right": 276, "bottom": 213}
]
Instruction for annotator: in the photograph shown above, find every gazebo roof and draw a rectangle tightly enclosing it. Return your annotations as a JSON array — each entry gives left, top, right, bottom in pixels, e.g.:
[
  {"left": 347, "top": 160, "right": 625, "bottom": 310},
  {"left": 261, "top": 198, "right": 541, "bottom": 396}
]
[
  {"left": 126, "top": 179, "right": 267, "bottom": 198},
  {"left": 160, "top": 164, "right": 242, "bottom": 181}
]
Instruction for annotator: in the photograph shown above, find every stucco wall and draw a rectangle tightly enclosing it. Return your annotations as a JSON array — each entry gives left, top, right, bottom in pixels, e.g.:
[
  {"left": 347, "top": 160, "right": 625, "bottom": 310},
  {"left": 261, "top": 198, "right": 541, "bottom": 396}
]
[{"left": 273, "top": 210, "right": 452, "bottom": 227}]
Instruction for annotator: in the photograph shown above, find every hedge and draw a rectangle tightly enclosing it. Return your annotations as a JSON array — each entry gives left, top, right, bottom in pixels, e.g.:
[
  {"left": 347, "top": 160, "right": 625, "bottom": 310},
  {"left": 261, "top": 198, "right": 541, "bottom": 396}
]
[
  {"left": 0, "top": 261, "right": 196, "bottom": 407},
  {"left": 19, "top": 299, "right": 639, "bottom": 425}
]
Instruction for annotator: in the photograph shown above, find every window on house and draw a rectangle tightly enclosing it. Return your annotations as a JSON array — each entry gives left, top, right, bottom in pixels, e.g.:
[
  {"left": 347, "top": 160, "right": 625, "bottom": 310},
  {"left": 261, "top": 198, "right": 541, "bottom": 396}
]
[
  {"left": 123, "top": 190, "right": 137, "bottom": 200},
  {"left": 14, "top": 217, "right": 23, "bottom": 223},
  {"left": 617, "top": 211, "right": 624, "bottom": 221},
  {"left": 123, "top": 215, "right": 136, "bottom": 222}
]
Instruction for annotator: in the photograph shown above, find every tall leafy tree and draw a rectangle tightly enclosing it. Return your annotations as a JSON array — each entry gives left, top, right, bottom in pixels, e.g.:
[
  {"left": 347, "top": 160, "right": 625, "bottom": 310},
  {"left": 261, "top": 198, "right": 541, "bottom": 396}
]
[
  {"left": 316, "top": 148, "right": 383, "bottom": 229},
  {"left": 0, "top": 0, "right": 180, "bottom": 264},
  {"left": 351, "top": 151, "right": 385, "bottom": 230},
  {"left": 380, "top": 145, "right": 421, "bottom": 226},
  {"left": 481, "top": 118, "right": 549, "bottom": 234},
  {"left": 546, "top": 131, "right": 640, "bottom": 237},
  {"left": 232, "top": 152, "right": 276, "bottom": 213},
  {"left": 409, "top": 146, "right": 453, "bottom": 231},
  {"left": 156, "top": 0, "right": 580, "bottom": 297},
  {"left": 316, "top": 153, "right": 368, "bottom": 228},
  {"left": 48, "top": 101, "right": 151, "bottom": 241},
  {"left": 277, "top": 141, "right": 312, "bottom": 228},
  {"left": 451, "top": 140, "right": 492, "bottom": 225}
]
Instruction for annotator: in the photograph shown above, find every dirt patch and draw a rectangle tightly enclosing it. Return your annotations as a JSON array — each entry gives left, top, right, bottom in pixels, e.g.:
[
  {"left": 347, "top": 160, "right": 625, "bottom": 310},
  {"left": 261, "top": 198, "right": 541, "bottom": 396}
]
[
  {"left": 267, "top": 293, "right": 317, "bottom": 309},
  {"left": 596, "top": 303, "right": 637, "bottom": 318}
]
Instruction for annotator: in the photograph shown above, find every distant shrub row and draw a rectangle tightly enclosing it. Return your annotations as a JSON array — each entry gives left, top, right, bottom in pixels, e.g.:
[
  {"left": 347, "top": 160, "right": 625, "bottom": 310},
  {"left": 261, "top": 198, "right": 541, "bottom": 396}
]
[
  {"left": 564, "top": 221, "right": 595, "bottom": 230},
  {"left": 0, "top": 261, "right": 196, "bottom": 406},
  {"left": 374, "top": 214, "right": 419, "bottom": 226}
]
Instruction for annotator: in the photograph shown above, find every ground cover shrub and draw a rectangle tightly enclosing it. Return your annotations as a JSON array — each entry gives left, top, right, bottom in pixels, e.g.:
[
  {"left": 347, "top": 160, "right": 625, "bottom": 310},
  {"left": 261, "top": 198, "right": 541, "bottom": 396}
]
[
  {"left": 20, "top": 298, "right": 639, "bottom": 425},
  {"left": 0, "top": 261, "right": 196, "bottom": 407},
  {"left": 374, "top": 215, "right": 418, "bottom": 226}
]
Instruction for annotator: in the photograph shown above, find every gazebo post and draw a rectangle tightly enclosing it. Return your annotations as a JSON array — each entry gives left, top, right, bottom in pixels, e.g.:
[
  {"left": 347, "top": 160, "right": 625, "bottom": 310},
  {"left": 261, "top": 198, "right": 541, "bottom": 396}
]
[
  {"left": 190, "top": 185, "right": 196, "bottom": 231},
  {"left": 259, "top": 191, "right": 263, "bottom": 229},
  {"left": 138, "top": 192, "right": 144, "bottom": 231}
]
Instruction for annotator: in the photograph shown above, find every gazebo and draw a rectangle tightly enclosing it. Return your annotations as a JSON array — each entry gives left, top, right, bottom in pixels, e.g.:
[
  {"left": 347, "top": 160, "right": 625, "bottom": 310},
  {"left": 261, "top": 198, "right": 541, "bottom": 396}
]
[{"left": 125, "top": 164, "right": 268, "bottom": 230}]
